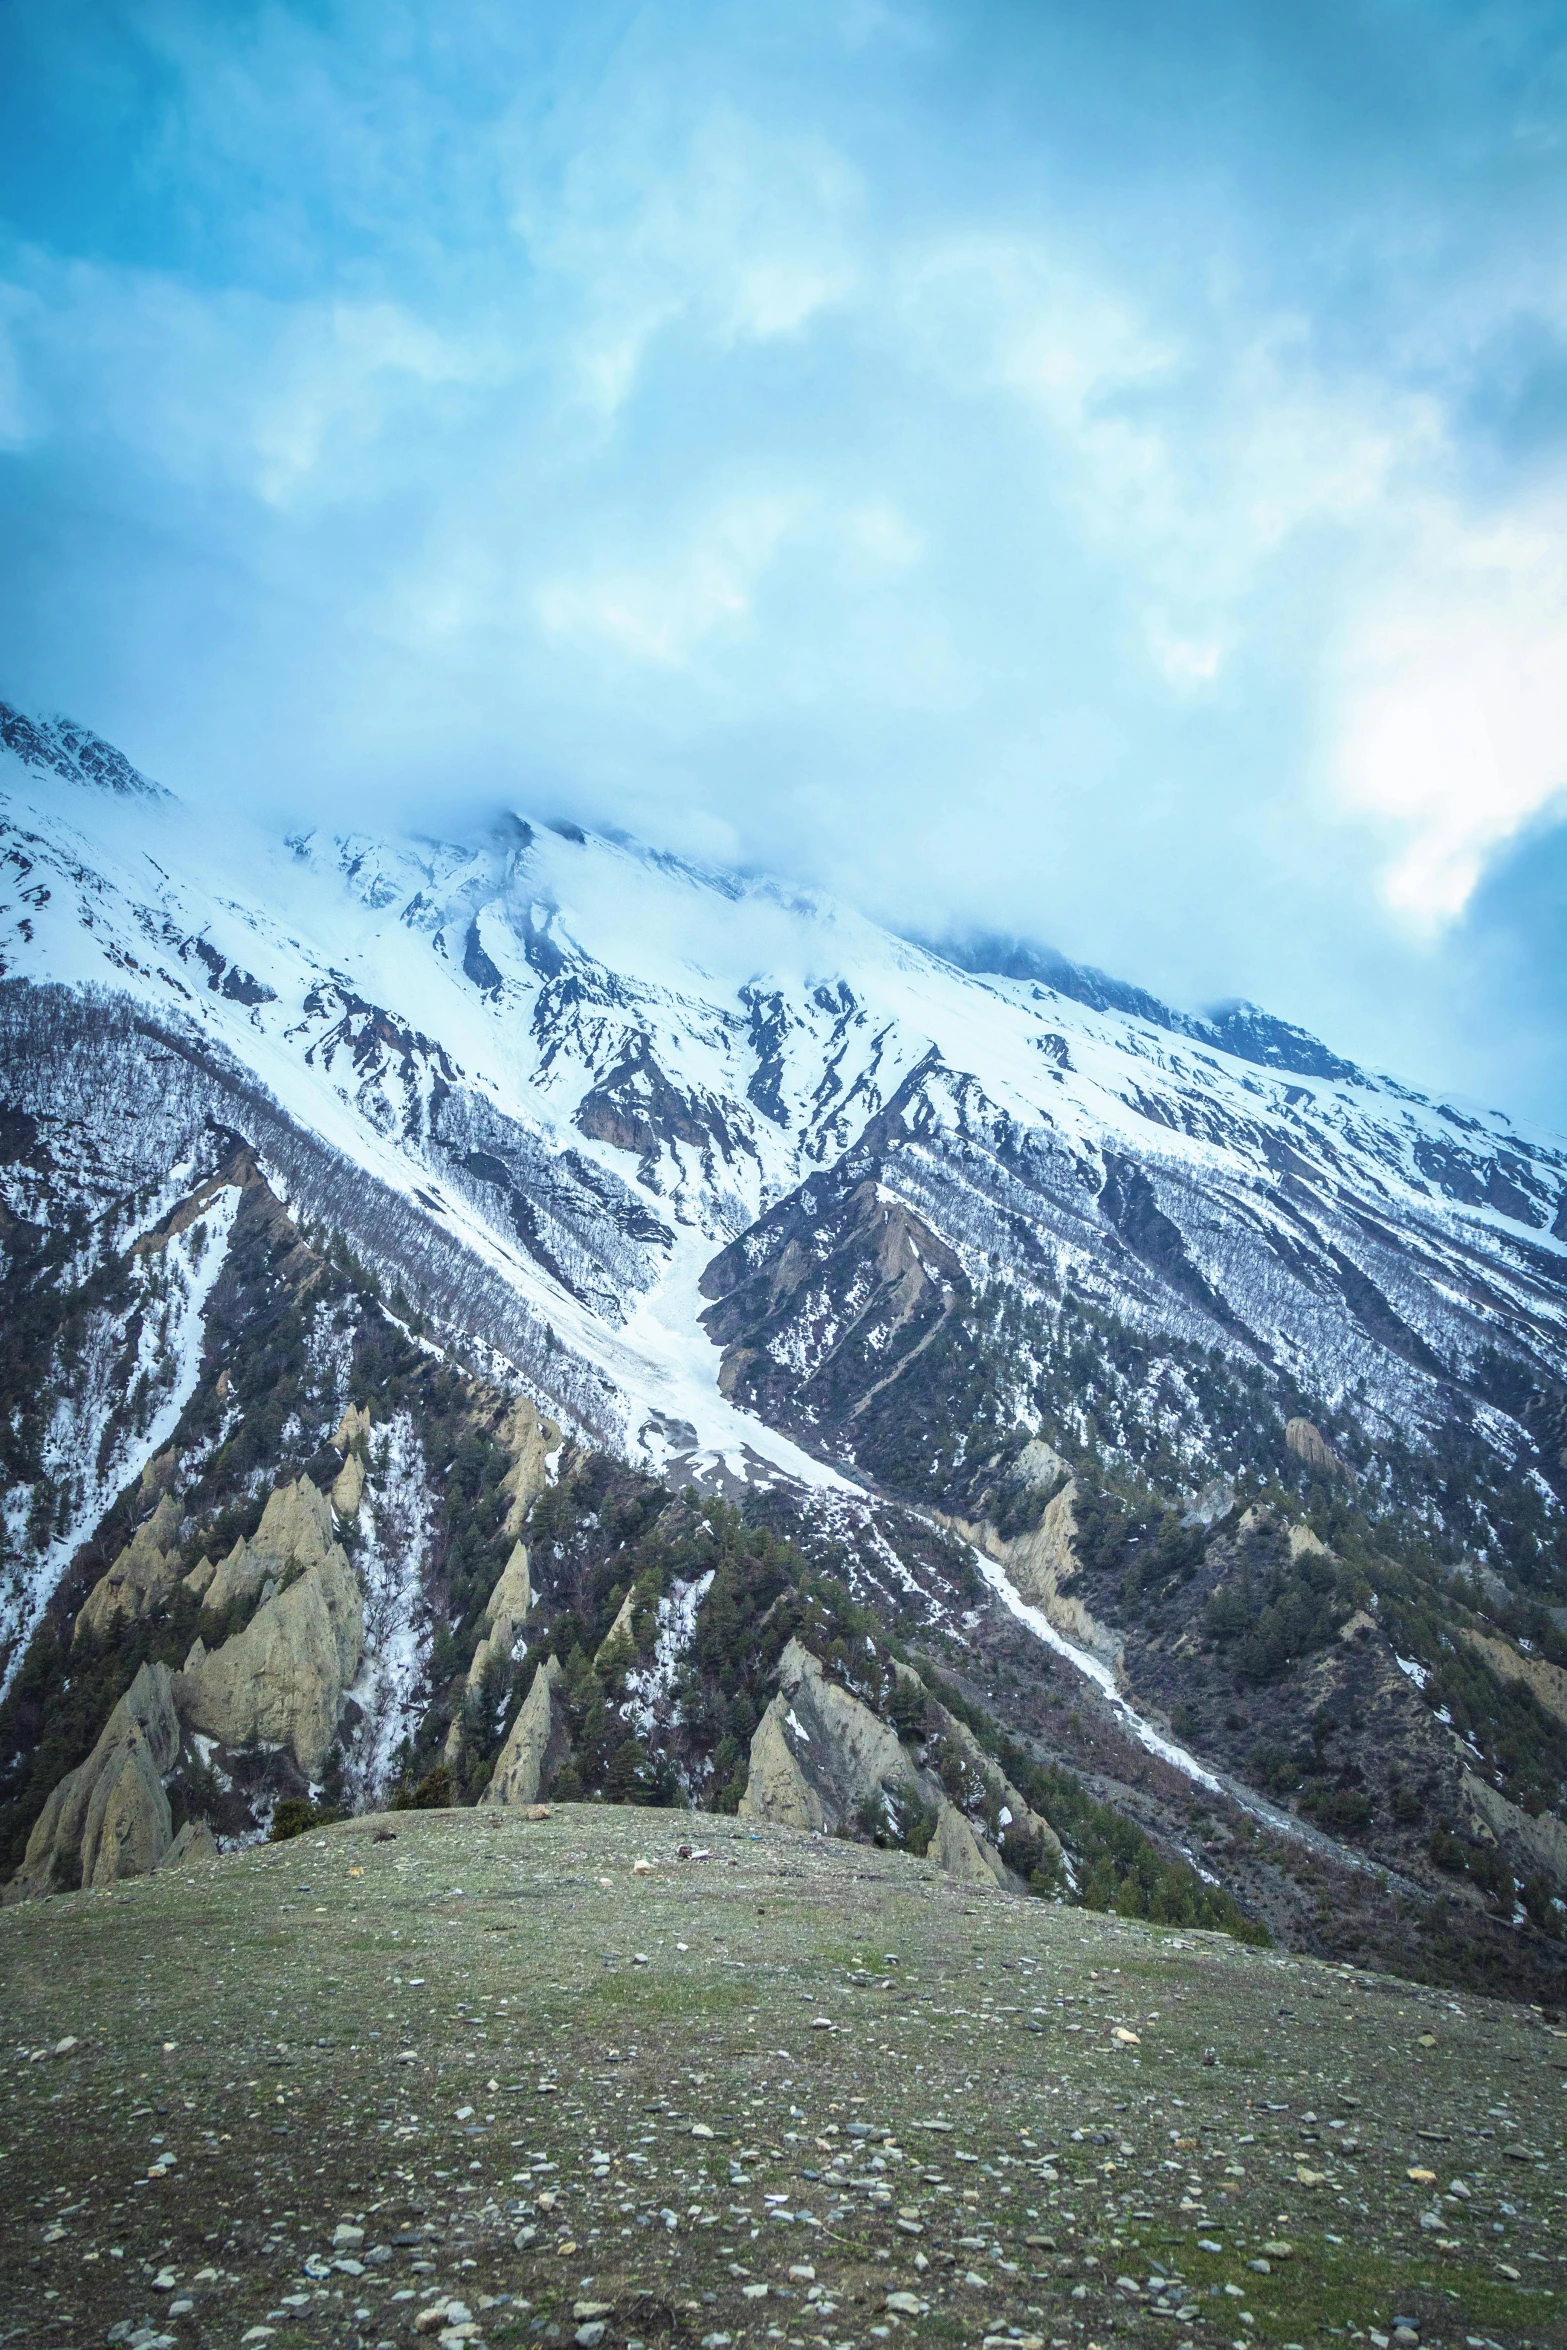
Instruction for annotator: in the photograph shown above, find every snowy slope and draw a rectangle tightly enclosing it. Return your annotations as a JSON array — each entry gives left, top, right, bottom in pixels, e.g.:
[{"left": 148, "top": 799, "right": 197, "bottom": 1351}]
[{"left": 4, "top": 706, "right": 1567, "bottom": 1497}]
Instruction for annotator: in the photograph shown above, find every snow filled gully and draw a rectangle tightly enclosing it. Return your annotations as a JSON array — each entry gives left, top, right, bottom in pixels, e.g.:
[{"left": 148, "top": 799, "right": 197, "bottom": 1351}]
[
  {"left": 963, "top": 1537, "right": 1409, "bottom": 1885},
  {"left": 0, "top": 1181, "right": 243, "bottom": 1700}
]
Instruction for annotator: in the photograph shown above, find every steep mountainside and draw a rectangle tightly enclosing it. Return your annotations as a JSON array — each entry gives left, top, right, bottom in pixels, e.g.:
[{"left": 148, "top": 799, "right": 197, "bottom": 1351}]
[{"left": 4, "top": 702, "right": 1567, "bottom": 1995}]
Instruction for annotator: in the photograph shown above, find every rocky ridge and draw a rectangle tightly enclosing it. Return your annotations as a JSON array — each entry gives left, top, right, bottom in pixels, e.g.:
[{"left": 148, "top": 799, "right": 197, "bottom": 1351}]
[{"left": 2, "top": 705, "right": 1567, "bottom": 1994}]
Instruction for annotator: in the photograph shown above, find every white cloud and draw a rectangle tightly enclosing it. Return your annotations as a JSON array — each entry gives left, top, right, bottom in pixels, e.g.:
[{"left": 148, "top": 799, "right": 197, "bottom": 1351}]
[
  {"left": 534, "top": 493, "right": 800, "bottom": 665},
  {"left": 1331, "top": 503, "right": 1567, "bottom": 926},
  {"left": 3, "top": 253, "right": 492, "bottom": 507},
  {"left": 892, "top": 234, "right": 1431, "bottom": 696},
  {"left": 512, "top": 103, "right": 861, "bottom": 415}
]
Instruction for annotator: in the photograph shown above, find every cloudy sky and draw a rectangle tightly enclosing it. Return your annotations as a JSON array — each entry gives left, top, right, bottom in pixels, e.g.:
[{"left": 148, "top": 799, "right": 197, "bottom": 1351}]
[{"left": 3, "top": 1, "right": 1567, "bottom": 1124}]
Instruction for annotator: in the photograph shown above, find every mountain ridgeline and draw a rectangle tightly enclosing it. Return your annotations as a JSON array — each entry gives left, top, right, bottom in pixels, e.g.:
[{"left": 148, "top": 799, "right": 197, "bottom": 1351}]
[{"left": 3, "top": 700, "right": 1567, "bottom": 1999}]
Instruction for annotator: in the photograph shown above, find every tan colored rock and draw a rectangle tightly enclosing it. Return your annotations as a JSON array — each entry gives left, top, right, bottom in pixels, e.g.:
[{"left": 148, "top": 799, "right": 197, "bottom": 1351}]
[
  {"left": 446, "top": 1543, "right": 537, "bottom": 1765},
  {"left": 741, "top": 1639, "right": 915, "bottom": 1826},
  {"left": 737, "top": 1638, "right": 1035, "bottom": 1888},
  {"left": 203, "top": 1477, "right": 339, "bottom": 1616},
  {"left": 941, "top": 1483, "right": 1125, "bottom": 1679},
  {"left": 183, "top": 1554, "right": 215, "bottom": 1600},
  {"left": 201, "top": 1535, "right": 265, "bottom": 1616},
  {"left": 1461, "top": 1769, "right": 1567, "bottom": 1890},
  {"left": 252, "top": 1476, "right": 337, "bottom": 1568},
  {"left": 184, "top": 1553, "right": 362, "bottom": 1782},
  {"left": 182, "top": 1480, "right": 363, "bottom": 1781},
  {"left": 1285, "top": 1418, "right": 1342, "bottom": 1474},
  {"left": 738, "top": 1703, "right": 824, "bottom": 1833},
  {"left": 482, "top": 1539, "right": 533, "bottom": 1637},
  {"left": 1014, "top": 1435, "right": 1070, "bottom": 1488},
  {"left": 140, "top": 1447, "right": 179, "bottom": 1495},
  {"left": 7, "top": 1663, "right": 180, "bottom": 1900},
  {"left": 330, "top": 1404, "right": 371, "bottom": 1516},
  {"left": 1288, "top": 1523, "right": 1331, "bottom": 1561},
  {"left": 931, "top": 1802, "right": 1000, "bottom": 1887},
  {"left": 484, "top": 1655, "right": 568, "bottom": 1807},
  {"left": 594, "top": 1588, "right": 638, "bottom": 1672},
  {"left": 333, "top": 1402, "right": 372, "bottom": 1451},
  {"left": 1463, "top": 1630, "right": 1567, "bottom": 1733},
  {"left": 331, "top": 1449, "right": 366, "bottom": 1519},
  {"left": 157, "top": 1818, "right": 219, "bottom": 1869},
  {"left": 499, "top": 1395, "right": 558, "bottom": 1539},
  {"left": 73, "top": 1494, "right": 185, "bottom": 1644}
]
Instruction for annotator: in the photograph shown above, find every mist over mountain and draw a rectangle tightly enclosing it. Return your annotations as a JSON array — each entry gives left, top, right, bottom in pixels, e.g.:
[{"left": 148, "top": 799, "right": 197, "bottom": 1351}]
[{"left": 3, "top": 700, "right": 1565, "bottom": 2006}]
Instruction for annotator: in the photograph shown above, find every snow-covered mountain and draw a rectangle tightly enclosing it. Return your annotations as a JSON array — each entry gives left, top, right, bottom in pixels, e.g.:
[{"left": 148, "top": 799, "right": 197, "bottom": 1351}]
[
  {"left": 4, "top": 701, "right": 1565, "bottom": 1491},
  {"left": 6, "top": 702, "right": 1567, "bottom": 1984}
]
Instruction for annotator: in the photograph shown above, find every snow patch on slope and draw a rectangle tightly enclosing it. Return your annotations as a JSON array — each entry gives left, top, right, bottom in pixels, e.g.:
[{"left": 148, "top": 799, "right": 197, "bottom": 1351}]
[
  {"left": 341, "top": 1411, "right": 439, "bottom": 1804},
  {"left": 0, "top": 1181, "right": 241, "bottom": 1697}
]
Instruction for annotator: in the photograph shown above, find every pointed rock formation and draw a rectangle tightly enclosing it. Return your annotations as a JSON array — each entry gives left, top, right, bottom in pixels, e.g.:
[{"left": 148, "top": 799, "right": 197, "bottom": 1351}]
[
  {"left": 741, "top": 1639, "right": 915, "bottom": 1834},
  {"left": 499, "top": 1395, "right": 557, "bottom": 1539},
  {"left": 941, "top": 1480, "right": 1125, "bottom": 1678},
  {"left": 1285, "top": 1417, "right": 1347, "bottom": 1476},
  {"left": 594, "top": 1588, "right": 638, "bottom": 1673},
  {"left": 182, "top": 1478, "right": 363, "bottom": 1781},
  {"left": 331, "top": 1402, "right": 371, "bottom": 1517},
  {"left": 183, "top": 1554, "right": 216, "bottom": 1599},
  {"left": 737, "top": 1639, "right": 1057, "bottom": 1888},
  {"left": 200, "top": 1533, "right": 267, "bottom": 1616},
  {"left": 445, "top": 1539, "right": 536, "bottom": 1764},
  {"left": 1461, "top": 1768, "right": 1567, "bottom": 1890},
  {"left": 157, "top": 1818, "right": 219, "bottom": 1869},
  {"left": 73, "top": 1493, "right": 185, "bottom": 1643},
  {"left": 930, "top": 1801, "right": 1001, "bottom": 1886},
  {"left": 331, "top": 1450, "right": 366, "bottom": 1518},
  {"left": 484, "top": 1655, "right": 568, "bottom": 1807},
  {"left": 7, "top": 1663, "right": 181, "bottom": 1899}
]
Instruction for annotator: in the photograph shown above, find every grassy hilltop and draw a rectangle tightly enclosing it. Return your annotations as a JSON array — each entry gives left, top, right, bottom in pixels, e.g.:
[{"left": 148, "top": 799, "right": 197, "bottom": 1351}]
[{"left": 2, "top": 1808, "right": 1564, "bottom": 2350}]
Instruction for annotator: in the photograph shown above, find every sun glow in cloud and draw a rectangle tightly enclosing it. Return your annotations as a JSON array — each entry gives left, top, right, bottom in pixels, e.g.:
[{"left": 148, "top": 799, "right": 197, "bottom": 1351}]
[{"left": 1334, "top": 507, "right": 1567, "bottom": 929}]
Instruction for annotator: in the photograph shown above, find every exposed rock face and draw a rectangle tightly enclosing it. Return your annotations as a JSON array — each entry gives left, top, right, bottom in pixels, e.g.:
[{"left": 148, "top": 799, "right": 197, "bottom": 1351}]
[
  {"left": 1463, "top": 1629, "right": 1567, "bottom": 1733},
  {"left": 942, "top": 1485, "right": 1125, "bottom": 1678},
  {"left": 446, "top": 1539, "right": 536, "bottom": 1765},
  {"left": 741, "top": 1639, "right": 917, "bottom": 1833},
  {"left": 1461, "top": 1769, "right": 1567, "bottom": 1889},
  {"left": 930, "top": 1800, "right": 1000, "bottom": 1886},
  {"left": 1456, "top": 1767, "right": 1567, "bottom": 1889},
  {"left": 444, "top": 1401, "right": 557, "bottom": 1764},
  {"left": 73, "top": 1494, "right": 185, "bottom": 1643},
  {"left": 7, "top": 1663, "right": 180, "bottom": 1899},
  {"left": 478, "top": 1540, "right": 533, "bottom": 1663},
  {"left": 157, "top": 1818, "right": 219, "bottom": 1869},
  {"left": 594, "top": 1588, "right": 638, "bottom": 1671},
  {"left": 200, "top": 1534, "right": 269, "bottom": 1617},
  {"left": 737, "top": 1639, "right": 1056, "bottom": 1888},
  {"left": 183, "top": 1554, "right": 216, "bottom": 1600},
  {"left": 741, "top": 1699, "right": 826, "bottom": 1831},
  {"left": 182, "top": 1479, "right": 363, "bottom": 1781},
  {"left": 331, "top": 1450, "right": 366, "bottom": 1519},
  {"left": 330, "top": 1403, "right": 371, "bottom": 1517},
  {"left": 500, "top": 1396, "right": 557, "bottom": 1540},
  {"left": 200, "top": 1476, "right": 343, "bottom": 1617},
  {"left": 1286, "top": 1418, "right": 1343, "bottom": 1474},
  {"left": 484, "top": 1655, "right": 568, "bottom": 1806}
]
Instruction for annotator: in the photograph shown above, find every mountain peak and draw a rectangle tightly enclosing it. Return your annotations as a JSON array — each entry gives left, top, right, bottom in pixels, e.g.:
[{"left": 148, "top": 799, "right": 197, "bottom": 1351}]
[
  {"left": 0, "top": 701, "right": 170, "bottom": 802},
  {"left": 922, "top": 929, "right": 1362, "bottom": 1087}
]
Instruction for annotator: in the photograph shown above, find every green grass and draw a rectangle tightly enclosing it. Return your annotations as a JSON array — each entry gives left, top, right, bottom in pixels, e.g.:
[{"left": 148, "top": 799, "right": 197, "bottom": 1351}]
[{"left": 1, "top": 1806, "right": 1564, "bottom": 2350}]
